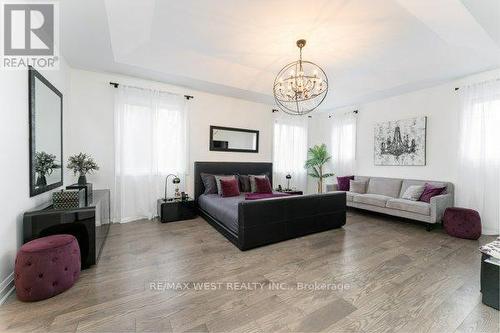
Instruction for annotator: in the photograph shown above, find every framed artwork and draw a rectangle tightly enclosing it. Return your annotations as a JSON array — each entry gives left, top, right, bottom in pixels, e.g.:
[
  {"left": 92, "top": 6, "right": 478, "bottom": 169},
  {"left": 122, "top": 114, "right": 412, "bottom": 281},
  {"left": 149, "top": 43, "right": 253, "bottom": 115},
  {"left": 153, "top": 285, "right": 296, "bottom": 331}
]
[{"left": 374, "top": 116, "right": 427, "bottom": 166}]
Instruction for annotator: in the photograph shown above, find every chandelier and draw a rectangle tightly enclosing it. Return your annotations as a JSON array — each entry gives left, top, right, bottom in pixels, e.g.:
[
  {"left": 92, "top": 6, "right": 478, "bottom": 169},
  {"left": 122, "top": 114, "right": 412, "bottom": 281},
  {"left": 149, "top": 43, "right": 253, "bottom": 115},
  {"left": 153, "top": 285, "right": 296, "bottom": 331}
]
[{"left": 273, "top": 39, "right": 328, "bottom": 116}]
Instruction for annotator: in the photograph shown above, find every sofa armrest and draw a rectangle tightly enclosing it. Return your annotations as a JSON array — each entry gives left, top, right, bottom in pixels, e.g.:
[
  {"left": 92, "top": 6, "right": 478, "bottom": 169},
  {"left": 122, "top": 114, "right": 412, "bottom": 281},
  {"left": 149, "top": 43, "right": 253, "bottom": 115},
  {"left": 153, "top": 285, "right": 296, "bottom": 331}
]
[
  {"left": 430, "top": 194, "right": 454, "bottom": 223},
  {"left": 326, "top": 184, "right": 339, "bottom": 192}
]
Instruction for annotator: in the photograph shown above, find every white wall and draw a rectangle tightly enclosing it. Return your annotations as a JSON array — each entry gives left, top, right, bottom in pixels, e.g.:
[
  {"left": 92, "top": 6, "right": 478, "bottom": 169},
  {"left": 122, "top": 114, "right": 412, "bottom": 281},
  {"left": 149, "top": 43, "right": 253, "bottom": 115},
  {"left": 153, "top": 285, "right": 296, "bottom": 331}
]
[
  {"left": 67, "top": 69, "right": 273, "bottom": 197},
  {"left": 0, "top": 60, "right": 71, "bottom": 300},
  {"left": 313, "top": 68, "right": 500, "bottom": 190}
]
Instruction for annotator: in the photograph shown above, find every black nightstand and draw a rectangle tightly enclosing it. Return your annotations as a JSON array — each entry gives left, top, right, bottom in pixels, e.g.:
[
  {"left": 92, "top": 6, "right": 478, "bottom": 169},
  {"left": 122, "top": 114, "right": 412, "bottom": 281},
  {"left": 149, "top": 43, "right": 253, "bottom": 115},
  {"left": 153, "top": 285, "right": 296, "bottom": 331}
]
[{"left": 157, "top": 198, "right": 197, "bottom": 223}]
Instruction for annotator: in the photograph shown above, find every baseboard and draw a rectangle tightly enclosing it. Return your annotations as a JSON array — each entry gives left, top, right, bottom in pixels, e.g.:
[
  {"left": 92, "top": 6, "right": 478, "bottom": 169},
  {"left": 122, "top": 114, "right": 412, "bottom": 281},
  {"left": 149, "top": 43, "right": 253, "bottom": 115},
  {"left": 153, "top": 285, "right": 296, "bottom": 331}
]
[{"left": 0, "top": 272, "right": 15, "bottom": 305}]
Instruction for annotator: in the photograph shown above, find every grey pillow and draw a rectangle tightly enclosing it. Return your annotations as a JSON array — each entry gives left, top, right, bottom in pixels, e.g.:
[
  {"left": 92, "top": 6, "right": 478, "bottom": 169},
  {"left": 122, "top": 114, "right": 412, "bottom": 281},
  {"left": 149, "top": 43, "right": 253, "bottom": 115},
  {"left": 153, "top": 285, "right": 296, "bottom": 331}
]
[
  {"left": 350, "top": 180, "right": 367, "bottom": 194},
  {"left": 238, "top": 175, "right": 251, "bottom": 192},
  {"left": 249, "top": 174, "right": 268, "bottom": 193},
  {"left": 214, "top": 175, "right": 237, "bottom": 196},
  {"left": 401, "top": 185, "right": 425, "bottom": 201},
  {"left": 200, "top": 173, "right": 218, "bottom": 194}
]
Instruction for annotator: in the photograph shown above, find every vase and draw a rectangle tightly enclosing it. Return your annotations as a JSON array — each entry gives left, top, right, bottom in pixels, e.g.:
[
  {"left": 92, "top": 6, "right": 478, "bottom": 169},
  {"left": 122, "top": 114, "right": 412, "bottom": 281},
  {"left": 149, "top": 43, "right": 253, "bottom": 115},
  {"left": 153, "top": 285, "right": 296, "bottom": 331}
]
[
  {"left": 36, "top": 174, "right": 47, "bottom": 187},
  {"left": 78, "top": 174, "right": 87, "bottom": 185}
]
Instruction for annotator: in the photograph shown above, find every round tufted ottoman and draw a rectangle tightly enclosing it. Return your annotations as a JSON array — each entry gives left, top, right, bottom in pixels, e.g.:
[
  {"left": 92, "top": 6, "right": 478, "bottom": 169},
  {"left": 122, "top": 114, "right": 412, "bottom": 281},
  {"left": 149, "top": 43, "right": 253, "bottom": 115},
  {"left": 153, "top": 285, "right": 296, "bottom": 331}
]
[
  {"left": 15, "top": 234, "right": 81, "bottom": 302},
  {"left": 443, "top": 207, "right": 481, "bottom": 240}
]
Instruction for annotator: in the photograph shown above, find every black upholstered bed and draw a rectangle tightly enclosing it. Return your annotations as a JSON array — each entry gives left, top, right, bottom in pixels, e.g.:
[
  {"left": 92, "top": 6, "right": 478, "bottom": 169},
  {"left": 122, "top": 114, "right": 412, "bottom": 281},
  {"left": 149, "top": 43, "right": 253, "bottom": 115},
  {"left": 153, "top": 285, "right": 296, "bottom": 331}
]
[{"left": 194, "top": 162, "right": 346, "bottom": 250}]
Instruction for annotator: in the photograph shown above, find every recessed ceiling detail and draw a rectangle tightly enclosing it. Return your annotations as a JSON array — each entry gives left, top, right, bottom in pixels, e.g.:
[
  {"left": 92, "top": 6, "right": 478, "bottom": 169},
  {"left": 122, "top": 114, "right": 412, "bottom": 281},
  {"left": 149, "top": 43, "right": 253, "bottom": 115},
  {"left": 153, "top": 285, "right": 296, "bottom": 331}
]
[{"left": 61, "top": 0, "right": 500, "bottom": 109}]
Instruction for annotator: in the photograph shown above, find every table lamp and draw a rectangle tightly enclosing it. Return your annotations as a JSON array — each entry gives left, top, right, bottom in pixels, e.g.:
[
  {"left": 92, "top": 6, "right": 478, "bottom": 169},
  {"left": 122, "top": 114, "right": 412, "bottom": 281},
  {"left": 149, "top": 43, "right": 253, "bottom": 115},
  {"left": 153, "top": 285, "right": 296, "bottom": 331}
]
[
  {"left": 285, "top": 174, "right": 292, "bottom": 191},
  {"left": 164, "top": 174, "right": 181, "bottom": 201}
]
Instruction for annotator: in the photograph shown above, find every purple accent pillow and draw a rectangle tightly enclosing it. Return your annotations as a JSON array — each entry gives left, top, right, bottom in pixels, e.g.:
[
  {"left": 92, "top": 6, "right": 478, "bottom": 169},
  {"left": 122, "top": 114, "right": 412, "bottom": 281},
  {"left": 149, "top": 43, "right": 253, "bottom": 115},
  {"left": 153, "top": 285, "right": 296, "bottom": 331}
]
[
  {"left": 245, "top": 193, "right": 290, "bottom": 200},
  {"left": 337, "top": 176, "right": 354, "bottom": 191},
  {"left": 220, "top": 178, "right": 240, "bottom": 197},
  {"left": 419, "top": 183, "right": 446, "bottom": 203},
  {"left": 255, "top": 177, "right": 273, "bottom": 193}
]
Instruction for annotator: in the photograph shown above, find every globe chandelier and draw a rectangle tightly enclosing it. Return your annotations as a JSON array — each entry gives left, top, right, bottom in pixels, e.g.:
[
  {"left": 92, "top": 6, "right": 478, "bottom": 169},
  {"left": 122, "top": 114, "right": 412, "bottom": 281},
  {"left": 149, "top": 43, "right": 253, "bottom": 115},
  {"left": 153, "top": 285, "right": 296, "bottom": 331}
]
[{"left": 273, "top": 39, "right": 328, "bottom": 116}]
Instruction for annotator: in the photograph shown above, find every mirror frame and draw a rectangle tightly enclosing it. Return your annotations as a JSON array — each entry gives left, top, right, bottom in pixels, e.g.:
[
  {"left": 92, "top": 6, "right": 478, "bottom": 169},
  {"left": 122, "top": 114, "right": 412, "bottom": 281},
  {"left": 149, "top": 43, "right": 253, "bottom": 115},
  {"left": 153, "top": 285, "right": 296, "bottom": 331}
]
[
  {"left": 209, "top": 125, "right": 259, "bottom": 153},
  {"left": 29, "top": 66, "right": 63, "bottom": 197}
]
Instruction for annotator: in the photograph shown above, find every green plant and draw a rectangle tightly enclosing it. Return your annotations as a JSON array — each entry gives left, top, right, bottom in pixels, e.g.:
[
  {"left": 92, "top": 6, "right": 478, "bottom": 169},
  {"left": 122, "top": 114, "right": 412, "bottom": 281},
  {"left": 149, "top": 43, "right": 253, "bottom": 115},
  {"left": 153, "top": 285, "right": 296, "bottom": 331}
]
[
  {"left": 34, "top": 151, "right": 59, "bottom": 176},
  {"left": 67, "top": 153, "right": 99, "bottom": 176},
  {"left": 304, "top": 144, "right": 334, "bottom": 193}
]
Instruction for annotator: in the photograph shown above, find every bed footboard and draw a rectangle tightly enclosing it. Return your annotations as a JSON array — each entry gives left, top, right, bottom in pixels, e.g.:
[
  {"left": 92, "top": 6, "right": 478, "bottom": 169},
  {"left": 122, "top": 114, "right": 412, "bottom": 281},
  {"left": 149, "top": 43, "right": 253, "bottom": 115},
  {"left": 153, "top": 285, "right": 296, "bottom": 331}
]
[{"left": 237, "top": 192, "right": 346, "bottom": 250}]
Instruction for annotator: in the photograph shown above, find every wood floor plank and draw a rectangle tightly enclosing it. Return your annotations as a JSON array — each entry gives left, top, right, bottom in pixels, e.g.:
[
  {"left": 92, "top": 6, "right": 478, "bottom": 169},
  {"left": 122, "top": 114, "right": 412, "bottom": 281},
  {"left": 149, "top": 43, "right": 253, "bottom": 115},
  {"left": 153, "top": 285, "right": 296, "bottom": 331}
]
[{"left": 0, "top": 211, "right": 496, "bottom": 333}]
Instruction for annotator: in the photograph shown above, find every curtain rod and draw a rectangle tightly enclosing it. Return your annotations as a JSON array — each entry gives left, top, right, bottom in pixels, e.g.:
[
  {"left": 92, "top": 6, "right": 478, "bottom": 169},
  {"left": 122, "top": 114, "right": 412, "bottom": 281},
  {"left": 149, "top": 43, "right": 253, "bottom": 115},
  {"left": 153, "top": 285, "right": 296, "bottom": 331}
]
[
  {"left": 109, "top": 82, "right": 194, "bottom": 100},
  {"left": 454, "top": 78, "right": 500, "bottom": 91}
]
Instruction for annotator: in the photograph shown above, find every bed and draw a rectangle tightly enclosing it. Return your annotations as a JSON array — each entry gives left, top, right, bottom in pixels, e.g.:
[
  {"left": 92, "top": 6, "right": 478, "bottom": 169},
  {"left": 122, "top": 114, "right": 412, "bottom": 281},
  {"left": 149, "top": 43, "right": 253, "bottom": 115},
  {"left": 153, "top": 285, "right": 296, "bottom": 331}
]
[{"left": 194, "top": 161, "right": 346, "bottom": 250}]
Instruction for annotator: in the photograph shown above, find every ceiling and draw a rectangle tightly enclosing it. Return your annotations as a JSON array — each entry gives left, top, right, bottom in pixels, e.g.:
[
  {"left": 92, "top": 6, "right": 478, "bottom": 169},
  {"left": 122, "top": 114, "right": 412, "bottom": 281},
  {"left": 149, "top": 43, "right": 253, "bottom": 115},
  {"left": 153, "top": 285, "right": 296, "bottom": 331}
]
[{"left": 60, "top": 0, "right": 500, "bottom": 110}]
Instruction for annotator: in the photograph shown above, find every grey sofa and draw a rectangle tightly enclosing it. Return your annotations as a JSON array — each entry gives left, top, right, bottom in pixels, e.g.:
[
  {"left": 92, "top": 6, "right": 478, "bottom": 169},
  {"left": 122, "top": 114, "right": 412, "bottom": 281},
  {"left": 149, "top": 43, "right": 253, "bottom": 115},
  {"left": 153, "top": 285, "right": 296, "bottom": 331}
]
[{"left": 326, "top": 176, "right": 454, "bottom": 229}]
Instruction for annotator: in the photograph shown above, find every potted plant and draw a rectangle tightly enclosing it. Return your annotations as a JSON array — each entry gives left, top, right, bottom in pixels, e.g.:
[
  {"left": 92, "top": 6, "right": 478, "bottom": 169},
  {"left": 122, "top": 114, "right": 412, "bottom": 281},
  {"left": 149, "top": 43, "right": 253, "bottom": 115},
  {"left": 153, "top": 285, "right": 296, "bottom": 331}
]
[
  {"left": 34, "top": 151, "right": 59, "bottom": 186},
  {"left": 67, "top": 153, "right": 99, "bottom": 185},
  {"left": 305, "top": 144, "right": 334, "bottom": 193}
]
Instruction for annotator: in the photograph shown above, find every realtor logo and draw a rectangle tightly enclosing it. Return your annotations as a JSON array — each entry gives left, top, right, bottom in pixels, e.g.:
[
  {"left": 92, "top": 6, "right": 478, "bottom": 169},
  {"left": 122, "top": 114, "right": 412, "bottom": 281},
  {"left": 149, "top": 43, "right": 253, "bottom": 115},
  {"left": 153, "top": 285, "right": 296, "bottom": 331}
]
[{"left": 1, "top": 1, "right": 59, "bottom": 69}]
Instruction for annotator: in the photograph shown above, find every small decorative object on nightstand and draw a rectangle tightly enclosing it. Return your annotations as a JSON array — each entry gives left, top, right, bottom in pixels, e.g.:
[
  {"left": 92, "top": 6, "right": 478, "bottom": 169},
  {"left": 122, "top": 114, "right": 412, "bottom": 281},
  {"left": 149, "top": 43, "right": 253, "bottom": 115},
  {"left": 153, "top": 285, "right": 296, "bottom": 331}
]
[
  {"left": 285, "top": 174, "right": 292, "bottom": 191},
  {"left": 157, "top": 197, "right": 197, "bottom": 223},
  {"left": 67, "top": 153, "right": 99, "bottom": 185},
  {"left": 164, "top": 174, "right": 181, "bottom": 201}
]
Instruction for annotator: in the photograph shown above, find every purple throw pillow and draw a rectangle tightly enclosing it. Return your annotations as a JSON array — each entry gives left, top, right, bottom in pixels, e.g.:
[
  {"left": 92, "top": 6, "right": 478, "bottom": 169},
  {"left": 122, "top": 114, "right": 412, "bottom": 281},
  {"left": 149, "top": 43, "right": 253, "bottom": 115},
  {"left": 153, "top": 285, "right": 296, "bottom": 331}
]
[
  {"left": 255, "top": 177, "right": 273, "bottom": 193},
  {"left": 337, "top": 176, "right": 355, "bottom": 191},
  {"left": 419, "top": 183, "right": 445, "bottom": 203},
  {"left": 220, "top": 178, "right": 240, "bottom": 197}
]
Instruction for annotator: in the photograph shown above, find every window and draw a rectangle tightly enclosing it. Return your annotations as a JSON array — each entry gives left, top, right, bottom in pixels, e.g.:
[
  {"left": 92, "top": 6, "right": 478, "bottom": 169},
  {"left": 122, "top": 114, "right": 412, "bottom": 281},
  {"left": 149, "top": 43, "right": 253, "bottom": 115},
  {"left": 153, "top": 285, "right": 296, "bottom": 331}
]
[
  {"left": 114, "top": 86, "right": 187, "bottom": 222},
  {"left": 273, "top": 115, "right": 308, "bottom": 191}
]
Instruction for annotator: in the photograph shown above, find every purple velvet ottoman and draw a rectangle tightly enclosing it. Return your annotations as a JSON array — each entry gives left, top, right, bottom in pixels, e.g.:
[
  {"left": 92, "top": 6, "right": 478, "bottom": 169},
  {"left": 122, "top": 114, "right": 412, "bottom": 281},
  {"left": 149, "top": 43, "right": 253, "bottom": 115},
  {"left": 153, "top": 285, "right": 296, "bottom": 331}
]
[
  {"left": 443, "top": 207, "right": 481, "bottom": 240},
  {"left": 15, "top": 234, "right": 81, "bottom": 302}
]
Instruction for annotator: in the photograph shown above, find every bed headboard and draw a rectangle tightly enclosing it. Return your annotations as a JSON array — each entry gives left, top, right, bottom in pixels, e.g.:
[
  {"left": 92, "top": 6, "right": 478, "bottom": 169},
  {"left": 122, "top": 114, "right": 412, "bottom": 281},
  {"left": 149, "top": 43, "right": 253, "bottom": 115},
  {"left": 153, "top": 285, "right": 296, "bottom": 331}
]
[{"left": 194, "top": 161, "right": 273, "bottom": 200}]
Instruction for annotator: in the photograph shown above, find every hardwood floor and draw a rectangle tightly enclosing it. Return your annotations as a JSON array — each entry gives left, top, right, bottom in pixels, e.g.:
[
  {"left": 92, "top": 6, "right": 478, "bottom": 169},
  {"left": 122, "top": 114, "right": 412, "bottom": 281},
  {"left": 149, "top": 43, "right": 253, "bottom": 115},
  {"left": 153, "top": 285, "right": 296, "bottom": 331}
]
[{"left": 1, "top": 210, "right": 498, "bottom": 332}]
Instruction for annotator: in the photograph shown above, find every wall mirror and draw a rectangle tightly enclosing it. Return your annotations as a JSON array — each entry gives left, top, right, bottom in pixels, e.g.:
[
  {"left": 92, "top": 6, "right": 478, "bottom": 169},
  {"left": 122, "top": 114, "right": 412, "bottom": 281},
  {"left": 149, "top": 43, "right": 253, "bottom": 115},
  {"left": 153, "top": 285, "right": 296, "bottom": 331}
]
[
  {"left": 210, "top": 126, "right": 259, "bottom": 153},
  {"left": 29, "top": 66, "right": 63, "bottom": 196}
]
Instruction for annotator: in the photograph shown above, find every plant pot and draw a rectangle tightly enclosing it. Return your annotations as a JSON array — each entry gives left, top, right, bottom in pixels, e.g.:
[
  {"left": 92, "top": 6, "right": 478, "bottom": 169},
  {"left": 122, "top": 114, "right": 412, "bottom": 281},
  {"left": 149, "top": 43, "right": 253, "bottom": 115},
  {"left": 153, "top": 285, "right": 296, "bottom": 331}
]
[
  {"left": 36, "top": 175, "right": 47, "bottom": 187},
  {"left": 78, "top": 174, "right": 87, "bottom": 185}
]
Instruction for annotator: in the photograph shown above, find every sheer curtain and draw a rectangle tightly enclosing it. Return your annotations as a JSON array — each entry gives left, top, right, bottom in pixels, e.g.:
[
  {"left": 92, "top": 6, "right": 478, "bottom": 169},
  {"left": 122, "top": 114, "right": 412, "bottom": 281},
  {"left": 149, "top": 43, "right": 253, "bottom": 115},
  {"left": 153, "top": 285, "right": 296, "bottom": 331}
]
[
  {"left": 273, "top": 113, "right": 308, "bottom": 191},
  {"left": 457, "top": 80, "right": 500, "bottom": 235},
  {"left": 331, "top": 111, "right": 357, "bottom": 177},
  {"left": 114, "top": 85, "right": 188, "bottom": 223}
]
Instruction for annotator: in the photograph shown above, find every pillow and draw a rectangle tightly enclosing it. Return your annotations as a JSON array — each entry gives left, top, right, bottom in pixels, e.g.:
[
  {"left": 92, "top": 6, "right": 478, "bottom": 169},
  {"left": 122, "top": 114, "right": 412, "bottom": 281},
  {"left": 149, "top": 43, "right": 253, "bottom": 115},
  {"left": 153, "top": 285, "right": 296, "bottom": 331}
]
[
  {"left": 401, "top": 185, "right": 425, "bottom": 201},
  {"left": 214, "top": 175, "right": 237, "bottom": 196},
  {"left": 350, "top": 180, "right": 367, "bottom": 194},
  {"left": 200, "top": 173, "right": 218, "bottom": 194},
  {"left": 249, "top": 174, "right": 269, "bottom": 193},
  {"left": 419, "top": 183, "right": 446, "bottom": 203},
  {"left": 337, "top": 176, "right": 354, "bottom": 191},
  {"left": 255, "top": 177, "right": 273, "bottom": 193},
  {"left": 238, "top": 175, "right": 251, "bottom": 192},
  {"left": 220, "top": 178, "right": 240, "bottom": 197}
]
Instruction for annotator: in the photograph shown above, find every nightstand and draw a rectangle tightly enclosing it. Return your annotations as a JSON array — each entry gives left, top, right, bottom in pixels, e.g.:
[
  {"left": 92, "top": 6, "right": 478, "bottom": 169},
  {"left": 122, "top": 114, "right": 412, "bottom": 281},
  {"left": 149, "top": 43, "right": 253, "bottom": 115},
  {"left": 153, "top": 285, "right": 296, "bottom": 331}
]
[{"left": 157, "top": 198, "right": 197, "bottom": 223}]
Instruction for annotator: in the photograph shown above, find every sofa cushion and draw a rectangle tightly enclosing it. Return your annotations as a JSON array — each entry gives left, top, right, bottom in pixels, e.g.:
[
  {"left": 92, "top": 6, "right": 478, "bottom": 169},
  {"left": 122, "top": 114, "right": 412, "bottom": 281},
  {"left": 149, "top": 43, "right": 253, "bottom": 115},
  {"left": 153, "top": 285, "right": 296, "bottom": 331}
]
[
  {"left": 346, "top": 191, "right": 361, "bottom": 202},
  {"left": 350, "top": 180, "right": 367, "bottom": 194},
  {"left": 386, "top": 198, "right": 431, "bottom": 215},
  {"left": 366, "top": 178, "right": 402, "bottom": 198},
  {"left": 353, "top": 194, "right": 392, "bottom": 208},
  {"left": 399, "top": 179, "right": 447, "bottom": 198}
]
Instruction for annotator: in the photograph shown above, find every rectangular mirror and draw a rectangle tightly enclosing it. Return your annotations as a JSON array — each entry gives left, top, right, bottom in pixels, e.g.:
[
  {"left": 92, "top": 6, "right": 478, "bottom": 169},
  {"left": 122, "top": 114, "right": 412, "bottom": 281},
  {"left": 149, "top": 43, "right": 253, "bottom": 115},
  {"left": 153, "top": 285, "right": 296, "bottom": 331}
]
[
  {"left": 210, "top": 126, "right": 259, "bottom": 153},
  {"left": 29, "top": 66, "right": 63, "bottom": 196}
]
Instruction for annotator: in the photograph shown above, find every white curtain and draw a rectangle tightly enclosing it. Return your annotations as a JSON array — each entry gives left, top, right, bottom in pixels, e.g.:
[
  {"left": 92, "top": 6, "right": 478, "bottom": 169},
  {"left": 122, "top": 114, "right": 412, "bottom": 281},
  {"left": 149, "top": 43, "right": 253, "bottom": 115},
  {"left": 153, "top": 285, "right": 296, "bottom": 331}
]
[
  {"left": 331, "top": 112, "right": 357, "bottom": 177},
  {"left": 457, "top": 79, "right": 500, "bottom": 235},
  {"left": 273, "top": 113, "right": 308, "bottom": 191},
  {"left": 114, "top": 85, "right": 188, "bottom": 223}
]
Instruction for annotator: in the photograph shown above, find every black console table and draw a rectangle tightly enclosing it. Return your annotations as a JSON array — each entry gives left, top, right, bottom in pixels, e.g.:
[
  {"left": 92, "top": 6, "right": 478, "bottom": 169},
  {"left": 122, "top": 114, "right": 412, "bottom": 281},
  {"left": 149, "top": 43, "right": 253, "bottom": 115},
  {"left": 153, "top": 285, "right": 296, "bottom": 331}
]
[{"left": 23, "top": 189, "right": 111, "bottom": 269}]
